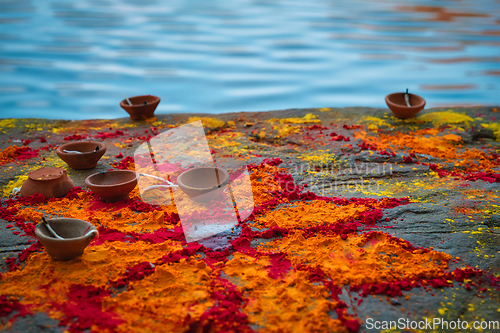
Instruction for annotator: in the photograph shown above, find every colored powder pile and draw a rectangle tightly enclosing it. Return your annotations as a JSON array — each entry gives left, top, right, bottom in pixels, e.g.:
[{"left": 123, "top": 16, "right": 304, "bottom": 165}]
[
  {"left": 273, "top": 124, "right": 301, "bottom": 138},
  {"left": 224, "top": 253, "right": 352, "bottom": 333},
  {"left": 0, "top": 146, "right": 19, "bottom": 161},
  {"left": 417, "top": 110, "right": 474, "bottom": 127},
  {"left": 299, "top": 150, "right": 340, "bottom": 166},
  {"left": 253, "top": 200, "right": 369, "bottom": 230},
  {"left": 2, "top": 175, "right": 28, "bottom": 198},
  {"left": 355, "top": 128, "right": 500, "bottom": 175},
  {"left": 0, "top": 123, "right": 497, "bottom": 333},
  {"left": 0, "top": 146, "right": 38, "bottom": 165},
  {"left": 103, "top": 258, "right": 214, "bottom": 333},
  {"left": 207, "top": 132, "right": 244, "bottom": 155},
  {"left": 269, "top": 113, "right": 321, "bottom": 124},
  {"left": 361, "top": 116, "right": 393, "bottom": 131},
  {"left": 481, "top": 122, "right": 500, "bottom": 141},
  {"left": 256, "top": 231, "right": 451, "bottom": 287},
  {"left": 0, "top": 119, "right": 17, "bottom": 133},
  {"left": 356, "top": 128, "right": 462, "bottom": 159},
  {"left": 187, "top": 117, "right": 226, "bottom": 131}
]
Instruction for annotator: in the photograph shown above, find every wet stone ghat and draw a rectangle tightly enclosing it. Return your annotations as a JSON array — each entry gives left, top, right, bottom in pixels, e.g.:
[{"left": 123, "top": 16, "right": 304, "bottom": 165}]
[{"left": 0, "top": 105, "right": 500, "bottom": 333}]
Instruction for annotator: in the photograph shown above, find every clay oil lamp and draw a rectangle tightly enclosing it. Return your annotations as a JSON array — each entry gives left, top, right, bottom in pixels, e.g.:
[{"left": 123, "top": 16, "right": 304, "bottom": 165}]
[
  {"left": 56, "top": 141, "right": 106, "bottom": 169},
  {"left": 85, "top": 170, "right": 139, "bottom": 202},
  {"left": 177, "top": 167, "right": 229, "bottom": 203},
  {"left": 385, "top": 89, "right": 426, "bottom": 119},
  {"left": 20, "top": 167, "right": 75, "bottom": 199},
  {"left": 35, "top": 217, "right": 98, "bottom": 260},
  {"left": 120, "top": 95, "right": 161, "bottom": 120}
]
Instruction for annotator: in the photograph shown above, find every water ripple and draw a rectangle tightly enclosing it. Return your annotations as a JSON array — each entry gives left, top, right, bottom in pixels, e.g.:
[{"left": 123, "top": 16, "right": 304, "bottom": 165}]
[{"left": 0, "top": 0, "right": 498, "bottom": 119}]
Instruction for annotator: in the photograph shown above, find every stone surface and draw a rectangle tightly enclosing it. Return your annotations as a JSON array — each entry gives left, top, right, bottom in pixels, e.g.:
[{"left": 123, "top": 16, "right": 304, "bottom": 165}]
[{"left": 1, "top": 106, "right": 499, "bottom": 332}]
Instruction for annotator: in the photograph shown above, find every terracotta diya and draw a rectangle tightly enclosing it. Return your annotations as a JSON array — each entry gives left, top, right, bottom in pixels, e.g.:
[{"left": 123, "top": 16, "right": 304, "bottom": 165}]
[
  {"left": 56, "top": 141, "right": 106, "bottom": 169},
  {"left": 177, "top": 167, "right": 229, "bottom": 202},
  {"left": 85, "top": 170, "right": 139, "bottom": 202},
  {"left": 385, "top": 91, "right": 426, "bottom": 119},
  {"left": 35, "top": 218, "right": 98, "bottom": 260},
  {"left": 119, "top": 95, "right": 160, "bottom": 120},
  {"left": 20, "top": 167, "right": 75, "bottom": 199}
]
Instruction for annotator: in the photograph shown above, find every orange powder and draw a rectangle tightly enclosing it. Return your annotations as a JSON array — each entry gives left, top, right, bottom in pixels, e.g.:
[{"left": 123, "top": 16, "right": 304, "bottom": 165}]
[
  {"left": 257, "top": 232, "right": 451, "bottom": 286},
  {"left": 355, "top": 129, "right": 499, "bottom": 174},
  {"left": 355, "top": 129, "right": 462, "bottom": 160},
  {"left": 253, "top": 200, "right": 369, "bottom": 229},
  {"left": 0, "top": 158, "right": 490, "bottom": 333},
  {"left": 12, "top": 190, "right": 179, "bottom": 232},
  {"left": 103, "top": 258, "right": 214, "bottom": 333},
  {"left": 249, "top": 163, "right": 288, "bottom": 206},
  {"left": 223, "top": 253, "right": 351, "bottom": 333},
  {"left": 0, "top": 240, "right": 183, "bottom": 313},
  {"left": 0, "top": 145, "right": 18, "bottom": 160}
]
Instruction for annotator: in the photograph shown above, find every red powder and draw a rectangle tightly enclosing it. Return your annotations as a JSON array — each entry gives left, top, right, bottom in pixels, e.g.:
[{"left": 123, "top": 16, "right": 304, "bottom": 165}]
[
  {"left": 343, "top": 124, "right": 363, "bottom": 130},
  {"left": 0, "top": 295, "right": 31, "bottom": 318},
  {"left": 330, "top": 133, "right": 351, "bottom": 141},
  {"left": 95, "top": 130, "right": 125, "bottom": 140},
  {"left": 306, "top": 124, "right": 328, "bottom": 130},
  {"left": 114, "top": 156, "right": 134, "bottom": 170},
  {"left": 1, "top": 157, "right": 495, "bottom": 333},
  {"left": 436, "top": 169, "right": 500, "bottom": 183},
  {"left": 110, "top": 262, "right": 156, "bottom": 288},
  {"left": 128, "top": 200, "right": 159, "bottom": 212},
  {"left": 266, "top": 253, "right": 292, "bottom": 279},
  {"left": 55, "top": 285, "right": 123, "bottom": 333},
  {"left": 63, "top": 134, "right": 87, "bottom": 141},
  {"left": 352, "top": 279, "right": 420, "bottom": 297},
  {"left": 403, "top": 156, "right": 413, "bottom": 163},
  {"left": 358, "top": 141, "right": 379, "bottom": 151},
  {"left": 191, "top": 278, "right": 252, "bottom": 333},
  {"left": 62, "top": 187, "right": 86, "bottom": 200},
  {"left": 357, "top": 209, "right": 383, "bottom": 225},
  {"left": 13, "top": 147, "right": 38, "bottom": 161}
]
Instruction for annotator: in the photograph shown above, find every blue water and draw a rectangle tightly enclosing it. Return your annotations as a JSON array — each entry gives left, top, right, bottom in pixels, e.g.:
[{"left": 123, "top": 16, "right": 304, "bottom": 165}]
[{"left": 0, "top": 0, "right": 499, "bottom": 120}]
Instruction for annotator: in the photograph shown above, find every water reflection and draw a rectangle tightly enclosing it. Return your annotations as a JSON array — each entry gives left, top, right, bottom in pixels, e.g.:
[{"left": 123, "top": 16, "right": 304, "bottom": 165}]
[
  {"left": 426, "top": 57, "right": 500, "bottom": 63},
  {"left": 0, "top": 0, "right": 498, "bottom": 119},
  {"left": 421, "top": 84, "right": 477, "bottom": 90},
  {"left": 396, "top": 5, "right": 490, "bottom": 22}
]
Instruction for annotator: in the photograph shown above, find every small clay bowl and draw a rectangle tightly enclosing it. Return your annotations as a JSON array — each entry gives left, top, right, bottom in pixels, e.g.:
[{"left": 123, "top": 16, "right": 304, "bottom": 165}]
[
  {"left": 20, "top": 167, "right": 75, "bottom": 199},
  {"left": 177, "top": 167, "right": 229, "bottom": 203},
  {"left": 56, "top": 142, "right": 106, "bottom": 169},
  {"left": 120, "top": 95, "right": 160, "bottom": 120},
  {"left": 385, "top": 92, "right": 426, "bottom": 119},
  {"left": 85, "top": 170, "right": 139, "bottom": 202},
  {"left": 35, "top": 218, "right": 98, "bottom": 260}
]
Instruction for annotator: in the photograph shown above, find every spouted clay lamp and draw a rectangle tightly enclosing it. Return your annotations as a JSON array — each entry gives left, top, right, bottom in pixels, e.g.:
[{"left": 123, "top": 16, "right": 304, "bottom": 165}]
[
  {"left": 56, "top": 141, "right": 106, "bottom": 169},
  {"left": 35, "top": 217, "right": 98, "bottom": 260},
  {"left": 85, "top": 170, "right": 139, "bottom": 202},
  {"left": 385, "top": 90, "right": 426, "bottom": 119},
  {"left": 120, "top": 95, "right": 160, "bottom": 120},
  {"left": 176, "top": 167, "right": 229, "bottom": 203}
]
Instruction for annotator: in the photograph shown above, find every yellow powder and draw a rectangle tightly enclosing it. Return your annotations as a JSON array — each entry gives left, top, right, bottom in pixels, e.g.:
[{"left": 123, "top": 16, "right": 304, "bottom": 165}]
[
  {"left": 2, "top": 175, "right": 28, "bottom": 197},
  {"left": 362, "top": 116, "right": 393, "bottom": 131},
  {"left": 417, "top": 110, "right": 474, "bottom": 126},
  {"left": 187, "top": 117, "right": 226, "bottom": 130},
  {"left": 481, "top": 122, "right": 500, "bottom": 141},
  {"left": 269, "top": 113, "right": 321, "bottom": 124}
]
